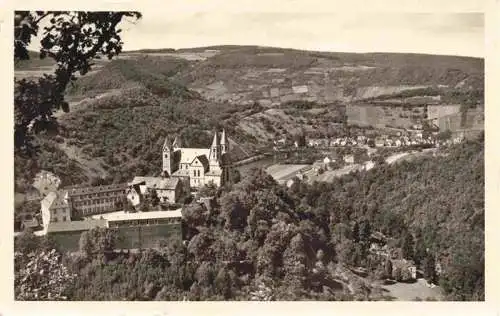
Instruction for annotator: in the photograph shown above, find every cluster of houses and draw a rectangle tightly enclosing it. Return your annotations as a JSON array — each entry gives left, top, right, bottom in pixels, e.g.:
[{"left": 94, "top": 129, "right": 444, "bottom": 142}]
[
  {"left": 368, "top": 242, "right": 418, "bottom": 281},
  {"left": 274, "top": 127, "right": 466, "bottom": 151},
  {"left": 368, "top": 233, "right": 443, "bottom": 284}
]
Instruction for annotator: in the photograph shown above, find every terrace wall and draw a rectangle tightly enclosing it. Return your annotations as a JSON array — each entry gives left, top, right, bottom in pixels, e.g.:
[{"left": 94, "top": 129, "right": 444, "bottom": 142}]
[{"left": 48, "top": 223, "right": 183, "bottom": 253}]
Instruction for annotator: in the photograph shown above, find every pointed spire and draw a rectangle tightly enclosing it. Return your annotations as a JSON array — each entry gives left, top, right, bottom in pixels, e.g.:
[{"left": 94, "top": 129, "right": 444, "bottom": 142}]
[
  {"left": 211, "top": 130, "right": 219, "bottom": 148},
  {"left": 220, "top": 129, "right": 228, "bottom": 145},
  {"left": 163, "top": 136, "right": 172, "bottom": 151},
  {"left": 210, "top": 130, "right": 220, "bottom": 161},
  {"left": 220, "top": 128, "right": 229, "bottom": 153},
  {"left": 172, "top": 136, "right": 182, "bottom": 149}
]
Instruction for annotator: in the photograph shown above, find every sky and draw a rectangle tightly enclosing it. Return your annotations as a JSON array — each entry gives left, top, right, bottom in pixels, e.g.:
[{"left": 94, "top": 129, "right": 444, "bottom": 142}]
[
  {"left": 21, "top": 0, "right": 485, "bottom": 58},
  {"left": 115, "top": 10, "right": 484, "bottom": 57}
]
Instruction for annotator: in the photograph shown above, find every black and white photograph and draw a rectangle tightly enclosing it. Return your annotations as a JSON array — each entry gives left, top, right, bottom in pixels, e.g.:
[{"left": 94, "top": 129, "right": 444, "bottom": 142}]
[{"left": 7, "top": 0, "right": 491, "bottom": 307}]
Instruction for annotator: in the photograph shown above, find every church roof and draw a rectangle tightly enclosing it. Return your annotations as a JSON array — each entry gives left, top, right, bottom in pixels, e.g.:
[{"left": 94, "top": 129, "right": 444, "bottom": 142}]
[
  {"left": 130, "top": 177, "right": 180, "bottom": 190},
  {"left": 172, "top": 169, "right": 190, "bottom": 177},
  {"left": 192, "top": 155, "right": 209, "bottom": 171},
  {"left": 179, "top": 148, "right": 210, "bottom": 165}
]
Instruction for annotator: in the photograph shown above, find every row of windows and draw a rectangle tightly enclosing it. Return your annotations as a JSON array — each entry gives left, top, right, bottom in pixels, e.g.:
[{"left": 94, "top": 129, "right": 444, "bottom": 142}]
[
  {"left": 71, "top": 190, "right": 126, "bottom": 200},
  {"left": 52, "top": 208, "right": 69, "bottom": 215},
  {"left": 73, "top": 197, "right": 121, "bottom": 206},
  {"left": 81, "top": 205, "right": 118, "bottom": 215},
  {"left": 193, "top": 169, "right": 202, "bottom": 177},
  {"left": 108, "top": 218, "right": 181, "bottom": 228},
  {"left": 50, "top": 216, "right": 67, "bottom": 223}
]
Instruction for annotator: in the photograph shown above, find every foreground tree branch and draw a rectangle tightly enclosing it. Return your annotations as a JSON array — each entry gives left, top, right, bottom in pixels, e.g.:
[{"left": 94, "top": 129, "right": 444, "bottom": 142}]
[{"left": 14, "top": 11, "right": 142, "bottom": 154}]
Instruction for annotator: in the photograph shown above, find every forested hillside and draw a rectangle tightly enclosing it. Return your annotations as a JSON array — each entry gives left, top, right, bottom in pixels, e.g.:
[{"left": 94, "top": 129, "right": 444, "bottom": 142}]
[
  {"left": 14, "top": 46, "right": 484, "bottom": 191},
  {"left": 15, "top": 135, "right": 484, "bottom": 301},
  {"left": 14, "top": 55, "right": 263, "bottom": 190}
]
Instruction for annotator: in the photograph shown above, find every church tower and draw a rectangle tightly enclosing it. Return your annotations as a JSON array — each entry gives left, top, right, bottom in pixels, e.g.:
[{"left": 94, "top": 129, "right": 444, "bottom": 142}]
[
  {"left": 172, "top": 136, "right": 182, "bottom": 151},
  {"left": 220, "top": 129, "right": 231, "bottom": 185},
  {"left": 162, "top": 137, "right": 174, "bottom": 177},
  {"left": 220, "top": 129, "right": 229, "bottom": 154},
  {"left": 209, "top": 131, "right": 220, "bottom": 163}
]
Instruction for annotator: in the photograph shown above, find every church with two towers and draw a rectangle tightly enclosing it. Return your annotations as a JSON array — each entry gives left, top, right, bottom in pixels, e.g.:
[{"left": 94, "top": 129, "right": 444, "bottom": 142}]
[{"left": 162, "top": 129, "right": 232, "bottom": 190}]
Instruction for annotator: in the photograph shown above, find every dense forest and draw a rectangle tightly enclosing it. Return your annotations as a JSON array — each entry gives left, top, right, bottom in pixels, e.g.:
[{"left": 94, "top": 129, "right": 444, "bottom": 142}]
[
  {"left": 14, "top": 57, "right": 265, "bottom": 191},
  {"left": 15, "top": 135, "right": 484, "bottom": 301}
]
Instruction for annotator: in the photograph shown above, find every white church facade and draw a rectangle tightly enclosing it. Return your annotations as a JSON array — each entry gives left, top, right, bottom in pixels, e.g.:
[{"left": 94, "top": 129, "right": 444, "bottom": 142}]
[{"left": 162, "top": 129, "right": 232, "bottom": 190}]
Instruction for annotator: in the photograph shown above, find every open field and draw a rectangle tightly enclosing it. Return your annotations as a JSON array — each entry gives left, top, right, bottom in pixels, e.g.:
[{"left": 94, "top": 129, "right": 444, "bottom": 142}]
[
  {"left": 381, "top": 278, "right": 443, "bottom": 301},
  {"left": 346, "top": 104, "right": 426, "bottom": 129},
  {"left": 265, "top": 164, "right": 311, "bottom": 182},
  {"left": 307, "top": 164, "right": 363, "bottom": 183}
]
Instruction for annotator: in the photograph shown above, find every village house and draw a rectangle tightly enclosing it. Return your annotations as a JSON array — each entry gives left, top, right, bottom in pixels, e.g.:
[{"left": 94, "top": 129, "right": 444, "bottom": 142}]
[
  {"left": 286, "top": 178, "right": 297, "bottom": 188},
  {"left": 307, "top": 139, "right": 320, "bottom": 147},
  {"left": 374, "top": 138, "right": 385, "bottom": 147},
  {"left": 343, "top": 154, "right": 355, "bottom": 164},
  {"left": 41, "top": 191, "right": 72, "bottom": 228},
  {"left": 356, "top": 135, "right": 367, "bottom": 143},
  {"left": 323, "top": 156, "right": 337, "bottom": 166},
  {"left": 391, "top": 259, "right": 418, "bottom": 280},
  {"left": 330, "top": 138, "right": 341, "bottom": 146},
  {"left": 273, "top": 137, "right": 287, "bottom": 146},
  {"left": 363, "top": 161, "right": 375, "bottom": 171},
  {"left": 126, "top": 176, "right": 183, "bottom": 207}
]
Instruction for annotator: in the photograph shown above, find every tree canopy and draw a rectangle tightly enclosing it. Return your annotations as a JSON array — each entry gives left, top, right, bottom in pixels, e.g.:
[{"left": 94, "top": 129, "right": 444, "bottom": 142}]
[{"left": 14, "top": 11, "right": 142, "bottom": 154}]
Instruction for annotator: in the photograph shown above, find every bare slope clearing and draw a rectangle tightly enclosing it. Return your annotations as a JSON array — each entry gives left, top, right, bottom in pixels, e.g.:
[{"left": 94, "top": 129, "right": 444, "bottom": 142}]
[{"left": 57, "top": 141, "right": 109, "bottom": 180}]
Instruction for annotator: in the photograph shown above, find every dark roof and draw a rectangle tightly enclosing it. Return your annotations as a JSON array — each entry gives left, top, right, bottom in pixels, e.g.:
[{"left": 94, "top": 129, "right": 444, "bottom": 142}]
[
  {"left": 220, "top": 152, "right": 231, "bottom": 165},
  {"left": 172, "top": 169, "right": 190, "bottom": 177},
  {"left": 64, "top": 183, "right": 128, "bottom": 196},
  {"left": 194, "top": 155, "right": 209, "bottom": 171},
  {"left": 46, "top": 219, "right": 107, "bottom": 233},
  {"left": 130, "top": 177, "right": 180, "bottom": 190}
]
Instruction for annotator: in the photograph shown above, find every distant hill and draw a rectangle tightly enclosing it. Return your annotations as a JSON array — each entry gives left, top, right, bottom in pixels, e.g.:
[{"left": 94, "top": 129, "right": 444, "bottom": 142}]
[
  {"left": 172, "top": 46, "right": 483, "bottom": 106},
  {"left": 14, "top": 45, "right": 484, "bottom": 189}
]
